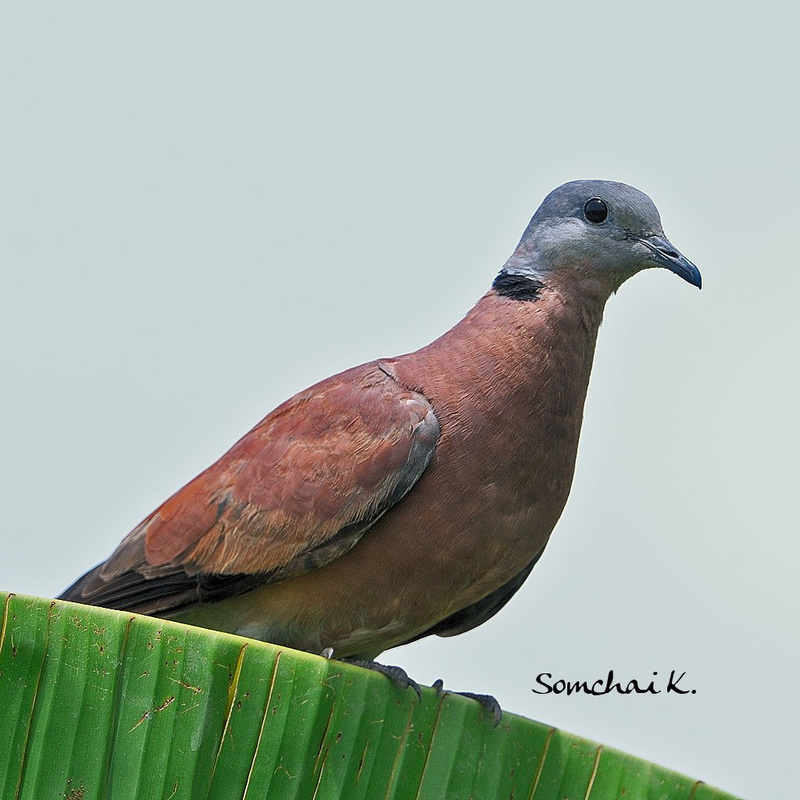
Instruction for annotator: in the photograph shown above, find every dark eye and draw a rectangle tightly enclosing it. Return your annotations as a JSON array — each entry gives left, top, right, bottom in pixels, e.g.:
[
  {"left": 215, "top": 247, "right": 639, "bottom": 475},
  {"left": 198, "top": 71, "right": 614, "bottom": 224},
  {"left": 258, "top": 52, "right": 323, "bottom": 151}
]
[{"left": 584, "top": 198, "right": 608, "bottom": 224}]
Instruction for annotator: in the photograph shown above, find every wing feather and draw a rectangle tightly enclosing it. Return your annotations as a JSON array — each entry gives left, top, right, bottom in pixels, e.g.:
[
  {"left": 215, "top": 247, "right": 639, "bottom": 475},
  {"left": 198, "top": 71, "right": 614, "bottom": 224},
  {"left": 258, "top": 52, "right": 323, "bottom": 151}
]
[{"left": 60, "top": 363, "right": 439, "bottom": 615}]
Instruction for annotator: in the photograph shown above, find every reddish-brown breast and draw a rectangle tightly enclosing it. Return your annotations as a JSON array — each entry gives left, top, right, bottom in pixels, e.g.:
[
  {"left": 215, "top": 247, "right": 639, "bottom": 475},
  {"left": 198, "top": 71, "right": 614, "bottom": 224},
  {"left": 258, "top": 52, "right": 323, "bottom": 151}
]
[{"left": 376, "top": 280, "right": 607, "bottom": 616}]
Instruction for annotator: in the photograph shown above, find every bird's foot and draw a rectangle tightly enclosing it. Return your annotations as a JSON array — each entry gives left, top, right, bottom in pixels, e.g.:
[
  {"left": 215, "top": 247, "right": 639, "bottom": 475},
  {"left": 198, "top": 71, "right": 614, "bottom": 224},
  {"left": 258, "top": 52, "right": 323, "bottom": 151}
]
[
  {"left": 338, "top": 657, "right": 422, "bottom": 698},
  {"left": 432, "top": 679, "right": 503, "bottom": 726},
  {"left": 322, "top": 653, "right": 500, "bottom": 723}
]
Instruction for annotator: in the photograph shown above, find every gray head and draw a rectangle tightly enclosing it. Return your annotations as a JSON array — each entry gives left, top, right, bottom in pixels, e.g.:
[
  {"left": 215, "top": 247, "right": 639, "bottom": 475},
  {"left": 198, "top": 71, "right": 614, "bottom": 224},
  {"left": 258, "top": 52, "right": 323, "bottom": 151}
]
[{"left": 494, "top": 180, "right": 701, "bottom": 299}]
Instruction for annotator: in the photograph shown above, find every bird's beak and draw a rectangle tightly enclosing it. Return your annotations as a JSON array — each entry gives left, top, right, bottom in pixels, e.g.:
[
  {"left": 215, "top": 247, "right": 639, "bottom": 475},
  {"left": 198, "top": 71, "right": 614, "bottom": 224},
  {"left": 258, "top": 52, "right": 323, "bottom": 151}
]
[{"left": 638, "top": 235, "right": 702, "bottom": 289}]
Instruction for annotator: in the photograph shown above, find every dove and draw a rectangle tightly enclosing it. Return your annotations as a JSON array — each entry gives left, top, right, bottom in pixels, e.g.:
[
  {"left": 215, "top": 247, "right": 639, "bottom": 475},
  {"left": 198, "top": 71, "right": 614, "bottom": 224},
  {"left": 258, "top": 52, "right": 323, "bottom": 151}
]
[{"left": 61, "top": 180, "right": 701, "bottom": 668}]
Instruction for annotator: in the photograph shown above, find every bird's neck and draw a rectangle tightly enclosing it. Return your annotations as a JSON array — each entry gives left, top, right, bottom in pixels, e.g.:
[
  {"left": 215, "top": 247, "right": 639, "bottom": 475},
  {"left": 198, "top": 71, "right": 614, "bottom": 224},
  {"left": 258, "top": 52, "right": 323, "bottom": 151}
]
[{"left": 393, "top": 273, "right": 610, "bottom": 422}]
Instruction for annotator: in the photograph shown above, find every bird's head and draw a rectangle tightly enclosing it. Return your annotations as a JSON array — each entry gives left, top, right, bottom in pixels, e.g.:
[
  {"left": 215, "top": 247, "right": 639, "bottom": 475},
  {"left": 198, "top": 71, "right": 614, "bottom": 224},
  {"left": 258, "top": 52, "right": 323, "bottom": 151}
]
[{"left": 496, "top": 180, "right": 701, "bottom": 298}]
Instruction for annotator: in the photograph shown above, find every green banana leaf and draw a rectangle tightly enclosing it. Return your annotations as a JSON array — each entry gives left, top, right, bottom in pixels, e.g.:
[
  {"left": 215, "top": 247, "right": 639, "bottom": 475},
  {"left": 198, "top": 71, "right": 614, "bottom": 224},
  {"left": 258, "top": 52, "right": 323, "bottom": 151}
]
[{"left": 0, "top": 591, "right": 741, "bottom": 800}]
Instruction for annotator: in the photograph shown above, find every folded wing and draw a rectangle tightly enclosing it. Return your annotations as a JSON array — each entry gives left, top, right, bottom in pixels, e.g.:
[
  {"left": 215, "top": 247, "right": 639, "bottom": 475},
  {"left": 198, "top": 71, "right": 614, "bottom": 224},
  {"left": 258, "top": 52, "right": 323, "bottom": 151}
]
[{"left": 60, "top": 364, "right": 439, "bottom": 616}]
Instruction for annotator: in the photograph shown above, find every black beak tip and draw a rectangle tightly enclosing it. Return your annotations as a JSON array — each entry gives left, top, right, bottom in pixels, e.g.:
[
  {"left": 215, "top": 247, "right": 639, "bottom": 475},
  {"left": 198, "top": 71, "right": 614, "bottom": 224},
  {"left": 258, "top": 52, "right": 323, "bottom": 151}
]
[{"left": 678, "top": 261, "right": 703, "bottom": 289}]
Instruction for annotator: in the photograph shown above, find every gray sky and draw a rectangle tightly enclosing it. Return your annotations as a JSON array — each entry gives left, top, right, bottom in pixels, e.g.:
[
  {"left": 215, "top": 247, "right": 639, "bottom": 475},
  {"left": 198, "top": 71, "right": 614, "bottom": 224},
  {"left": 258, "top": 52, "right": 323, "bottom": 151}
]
[{"left": 2, "top": 4, "right": 797, "bottom": 798}]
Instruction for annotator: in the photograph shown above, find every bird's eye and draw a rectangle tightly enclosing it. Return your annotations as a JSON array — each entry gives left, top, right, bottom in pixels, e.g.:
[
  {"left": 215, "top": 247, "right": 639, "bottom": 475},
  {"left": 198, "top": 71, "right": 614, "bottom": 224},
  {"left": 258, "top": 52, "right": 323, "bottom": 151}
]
[{"left": 584, "top": 198, "right": 608, "bottom": 224}]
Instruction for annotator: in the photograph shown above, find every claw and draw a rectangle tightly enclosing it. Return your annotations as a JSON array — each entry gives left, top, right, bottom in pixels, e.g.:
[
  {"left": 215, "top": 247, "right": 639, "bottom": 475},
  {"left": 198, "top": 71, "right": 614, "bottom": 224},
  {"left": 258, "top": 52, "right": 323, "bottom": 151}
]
[
  {"left": 340, "top": 658, "right": 422, "bottom": 698},
  {"left": 431, "top": 681, "right": 503, "bottom": 726},
  {"left": 455, "top": 691, "right": 503, "bottom": 726}
]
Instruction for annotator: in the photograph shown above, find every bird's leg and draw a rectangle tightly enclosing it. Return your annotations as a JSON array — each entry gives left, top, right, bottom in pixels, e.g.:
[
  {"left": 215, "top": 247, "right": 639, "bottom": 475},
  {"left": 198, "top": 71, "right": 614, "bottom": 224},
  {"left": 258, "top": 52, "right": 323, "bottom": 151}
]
[
  {"left": 322, "top": 649, "right": 422, "bottom": 697},
  {"left": 341, "top": 658, "right": 422, "bottom": 697},
  {"left": 432, "top": 679, "right": 503, "bottom": 726}
]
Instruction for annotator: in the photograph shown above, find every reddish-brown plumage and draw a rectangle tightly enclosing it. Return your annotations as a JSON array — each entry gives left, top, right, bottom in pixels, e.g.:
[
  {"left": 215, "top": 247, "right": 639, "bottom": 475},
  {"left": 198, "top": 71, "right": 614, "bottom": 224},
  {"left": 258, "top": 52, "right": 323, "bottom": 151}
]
[
  {"left": 242, "top": 280, "right": 607, "bottom": 657},
  {"left": 64, "top": 276, "right": 610, "bottom": 658},
  {"left": 61, "top": 178, "right": 700, "bottom": 660},
  {"left": 103, "top": 367, "right": 439, "bottom": 583}
]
